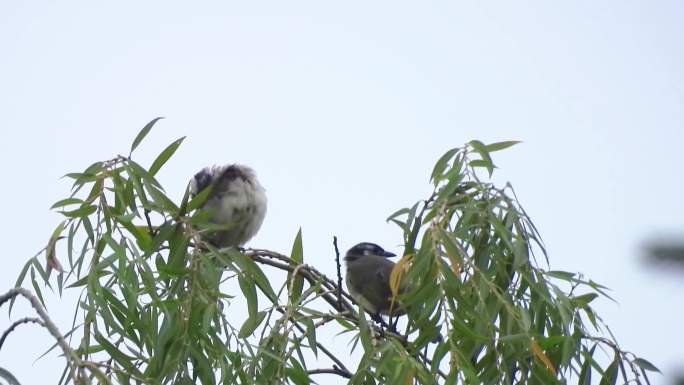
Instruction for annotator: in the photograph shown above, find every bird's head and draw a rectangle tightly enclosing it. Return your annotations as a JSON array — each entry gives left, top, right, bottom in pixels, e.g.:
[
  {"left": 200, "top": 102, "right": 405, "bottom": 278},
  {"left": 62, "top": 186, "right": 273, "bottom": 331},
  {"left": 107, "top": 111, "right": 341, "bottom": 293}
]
[
  {"left": 344, "top": 242, "right": 396, "bottom": 263},
  {"left": 190, "top": 164, "right": 260, "bottom": 197}
]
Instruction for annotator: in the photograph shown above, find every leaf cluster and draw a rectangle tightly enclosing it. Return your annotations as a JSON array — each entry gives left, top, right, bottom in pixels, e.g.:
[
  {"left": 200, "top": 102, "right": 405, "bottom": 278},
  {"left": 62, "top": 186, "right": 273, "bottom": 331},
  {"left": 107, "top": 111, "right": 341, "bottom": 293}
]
[{"left": 7, "top": 123, "right": 658, "bottom": 385}]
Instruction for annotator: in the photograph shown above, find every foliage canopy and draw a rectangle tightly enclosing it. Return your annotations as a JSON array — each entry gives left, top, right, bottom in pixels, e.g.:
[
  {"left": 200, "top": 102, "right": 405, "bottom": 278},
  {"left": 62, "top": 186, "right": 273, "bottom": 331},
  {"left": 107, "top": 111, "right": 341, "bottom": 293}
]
[{"left": 2, "top": 119, "right": 658, "bottom": 385}]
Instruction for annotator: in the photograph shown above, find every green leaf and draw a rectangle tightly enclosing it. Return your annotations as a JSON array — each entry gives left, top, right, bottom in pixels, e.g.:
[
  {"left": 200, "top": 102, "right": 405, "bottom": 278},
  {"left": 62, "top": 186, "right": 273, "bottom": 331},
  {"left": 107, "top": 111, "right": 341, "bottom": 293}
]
[
  {"left": 599, "top": 353, "right": 619, "bottom": 385},
  {"left": 573, "top": 293, "right": 599, "bottom": 307},
  {"left": 144, "top": 182, "right": 179, "bottom": 214},
  {"left": 187, "top": 184, "right": 213, "bottom": 212},
  {"left": 633, "top": 357, "right": 661, "bottom": 373},
  {"left": 469, "top": 139, "right": 495, "bottom": 176},
  {"left": 118, "top": 219, "right": 152, "bottom": 251},
  {"left": 45, "top": 221, "right": 65, "bottom": 274},
  {"left": 547, "top": 270, "right": 576, "bottom": 281},
  {"left": 130, "top": 117, "right": 163, "bottom": 155},
  {"left": 94, "top": 333, "right": 143, "bottom": 377},
  {"left": 485, "top": 140, "right": 521, "bottom": 152},
  {"left": 60, "top": 204, "right": 97, "bottom": 218},
  {"left": 579, "top": 344, "right": 597, "bottom": 385},
  {"left": 468, "top": 159, "right": 495, "bottom": 176},
  {"left": 238, "top": 310, "right": 267, "bottom": 338},
  {"left": 27, "top": 269, "right": 45, "bottom": 308},
  {"left": 238, "top": 274, "right": 258, "bottom": 329},
  {"left": 356, "top": 308, "right": 372, "bottom": 352},
  {"left": 303, "top": 318, "right": 318, "bottom": 357},
  {"left": 13, "top": 259, "right": 32, "bottom": 289},
  {"left": 287, "top": 228, "right": 304, "bottom": 302},
  {"left": 431, "top": 148, "right": 459, "bottom": 184},
  {"left": 386, "top": 207, "right": 410, "bottom": 223},
  {"left": 149, "top": 136, "right": 185, "bottom": 176},
  {"left": 49, "top": 198, "right": 84, "bottom": 210},
  {"left": 229, "top": 249, "right": 277, "bottom": 302},
  {"left": 67, "top": 271, "right": 108, "bottom": 288},
  {"left": 285, "top": 359, "right": 311, "bottom": 385},
  {"left": 64, "top": 161, "right": 103, "bottom": 190}
]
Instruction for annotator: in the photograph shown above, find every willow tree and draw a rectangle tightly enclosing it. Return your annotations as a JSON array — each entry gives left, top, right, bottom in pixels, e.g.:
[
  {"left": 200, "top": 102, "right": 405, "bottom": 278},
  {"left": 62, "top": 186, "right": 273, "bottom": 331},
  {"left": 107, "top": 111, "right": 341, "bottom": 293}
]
[{"left": 1, "top": 119, "right": 658, "bottom": 385}]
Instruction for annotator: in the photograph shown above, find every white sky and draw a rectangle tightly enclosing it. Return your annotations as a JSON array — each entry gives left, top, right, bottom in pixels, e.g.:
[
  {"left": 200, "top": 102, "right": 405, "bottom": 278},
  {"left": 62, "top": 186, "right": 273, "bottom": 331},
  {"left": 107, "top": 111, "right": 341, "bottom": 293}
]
[{"left": 1, "top": 1, "right": 683, "bottom": 384}]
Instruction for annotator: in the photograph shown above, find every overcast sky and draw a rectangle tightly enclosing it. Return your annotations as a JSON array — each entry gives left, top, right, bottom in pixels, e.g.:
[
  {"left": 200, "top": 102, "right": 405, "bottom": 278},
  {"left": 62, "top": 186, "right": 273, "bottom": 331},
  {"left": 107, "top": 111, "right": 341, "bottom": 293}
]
[{"left": 1, "top": 1, "right": 683, "bottom": 384}]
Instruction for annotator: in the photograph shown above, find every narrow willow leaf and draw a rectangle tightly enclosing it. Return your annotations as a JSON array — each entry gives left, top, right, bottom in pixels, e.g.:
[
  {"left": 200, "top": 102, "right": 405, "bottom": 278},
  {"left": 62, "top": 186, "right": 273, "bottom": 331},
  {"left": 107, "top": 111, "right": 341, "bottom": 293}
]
[
  {"left": 287, "top": 228, "right": 304, "bottom": 302},
  {"left": 546, "top": 271, "right": 576, "bottom": 281},
  {"left": 599, "top": 353, "right": 619, "bottom": 385},
  {"left": 238, "top": 274, "right": 258, "bottom": 320},
  {"left": 64, "top": 161, "right": 102, "bottom": 190},
  {"left": 469, "top": 139, "right": 495, "bottom": 176},
  {"left": 579, "top": 344, "right": 597, "bottom": 385},
  {"left": 468, "top": 159, "right": 495, "bottom": 176},
  {"left": 229, "top": 249, "right": 277, "bottom": 302},
  {"left": 356, "top": 308, "right": 372, "bottom": 352},
  {"left": 149, "top": 136, "right": 185, "bottom": 176},
  {"left": 431, "top": 148, "right": 459, "bottom": 184},
  {"left": 144, "top": 182, "right": 179, "bottom": 214},
  {"left": 573, "top": 293, "right": 599, "bottom": 308},
  {"left": 190, "top": 347, "right": 216, "bottom": 385},
  {"left": 530, "top": 340, "right": 556, "bottom": 376},
  {"left": 13, "top": 258, "right": 33, "bottom": 289},
  {"left": 29, "top": 268, "right": 45, "bottom": 306},
  {"left": 386, "top": 207, "right": 410, "bottom": 223},
  {"left": 187, "top": 183, "right": 212, "bottom": 212},
  {"left": 485, "top": 140, "right": 521, "bottom": 152},
  {"left": 94, "top": 332, "right": 143, "bottom": 377},
  {"left": 50, "top": 198, "right": 84, "bottom": 209},
  {"left": 389, "top": 254, "right": 410, "bottom": 304},
  {"left": 60, "top": 204, "right": 97, "bottom": 218},
  {"left": 130, "top": 117, "right": 163, "bottom": 155},
  {"left": 116, "top": 216, "right": 152, "bottom": 251},
  {"left": 633, "top": 358, "right": 661, "bottom": 373},
  {"left": 238, "top": 311, "right": 267, "bottom": 339},
  {"left": 127, "top": 160, "right": 164, "bottom": 190},
  {"left": 285, "top": 359, "right": 310, "bottom": 385},
  {"left": 46, "top": 221, "right": 65, "bottom": 273}
]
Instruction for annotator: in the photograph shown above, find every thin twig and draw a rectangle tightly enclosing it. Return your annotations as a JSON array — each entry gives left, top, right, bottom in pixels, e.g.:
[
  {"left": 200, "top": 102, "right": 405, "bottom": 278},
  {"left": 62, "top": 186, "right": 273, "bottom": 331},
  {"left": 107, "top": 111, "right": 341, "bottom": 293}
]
[
  {"left": 247, "top": 252, "right": 357, "bottom": 315},
  {"left": 307, "top": 367, "right": 352, "bottom": 379},
  {"left": 144, "top": 208, "right": 154, "bottom": 235},
  {"left": 333, "top": 236, "right": 343, "bottom": 310},
  {"left": 0, "top": 317, "right": 45, "bottom": 350},
  {"left": 275, "top": 308, "right": 352, "bottom": 378},
  {"left": 0, "top": 288, "right": 85, "bottom": 383}
]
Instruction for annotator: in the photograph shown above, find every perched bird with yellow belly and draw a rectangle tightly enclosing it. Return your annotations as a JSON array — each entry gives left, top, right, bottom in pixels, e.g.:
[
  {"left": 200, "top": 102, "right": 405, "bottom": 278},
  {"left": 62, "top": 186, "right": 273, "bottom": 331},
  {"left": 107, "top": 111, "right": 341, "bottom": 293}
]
[{"left": 344, "top": 242, "right": 405, "bottom": 324}]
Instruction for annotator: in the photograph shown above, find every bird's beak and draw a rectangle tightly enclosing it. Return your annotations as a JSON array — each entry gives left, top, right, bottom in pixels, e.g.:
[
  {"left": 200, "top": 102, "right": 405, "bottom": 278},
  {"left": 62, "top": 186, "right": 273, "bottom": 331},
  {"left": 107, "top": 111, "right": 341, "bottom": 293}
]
[{"left": 383, "top": 251, "right": 397, "bottom": 258}]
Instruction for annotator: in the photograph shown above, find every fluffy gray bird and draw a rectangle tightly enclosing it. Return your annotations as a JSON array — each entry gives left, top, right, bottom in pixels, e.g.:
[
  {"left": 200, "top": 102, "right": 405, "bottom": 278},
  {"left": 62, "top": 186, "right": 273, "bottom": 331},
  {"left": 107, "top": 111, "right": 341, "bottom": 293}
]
[
  {"left": 345, "top": 242, "right": 405, "bottom": 322},
  {"left": 189, "top": 164, "right": 267, "bottom": 248}
]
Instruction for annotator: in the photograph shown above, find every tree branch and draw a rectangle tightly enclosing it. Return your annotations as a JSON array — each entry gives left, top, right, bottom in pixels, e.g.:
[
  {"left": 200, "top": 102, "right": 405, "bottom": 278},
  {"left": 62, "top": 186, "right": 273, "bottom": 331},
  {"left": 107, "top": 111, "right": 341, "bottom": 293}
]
[
  {"left": 333, "top": 236, "right": 343, "bottom": 310},
  {"left": 275, "top": 308, "right": 353, "bottom": 378},
  {"left": 0, "top": 317, "right": 45, "bottom": 350},
  {"left": 246, "top": 250, "right": 357, "bottom": 315},
  {"left": 307, "top": 367, "right": 352, "bottom": 379},
  {"left": 0, "top": 288, "right": 88, "bottom": 384}
]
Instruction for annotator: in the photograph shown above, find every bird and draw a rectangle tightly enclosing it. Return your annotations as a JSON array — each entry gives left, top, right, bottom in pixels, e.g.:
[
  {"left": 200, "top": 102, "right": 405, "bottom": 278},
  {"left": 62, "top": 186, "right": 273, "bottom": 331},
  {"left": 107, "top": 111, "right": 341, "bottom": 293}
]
[
  {"left": 344, "top": 242, "right": 406, "bottom": 324},
  {"left": 189, "top": 164, "right": 267, "bottom": 248}
]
